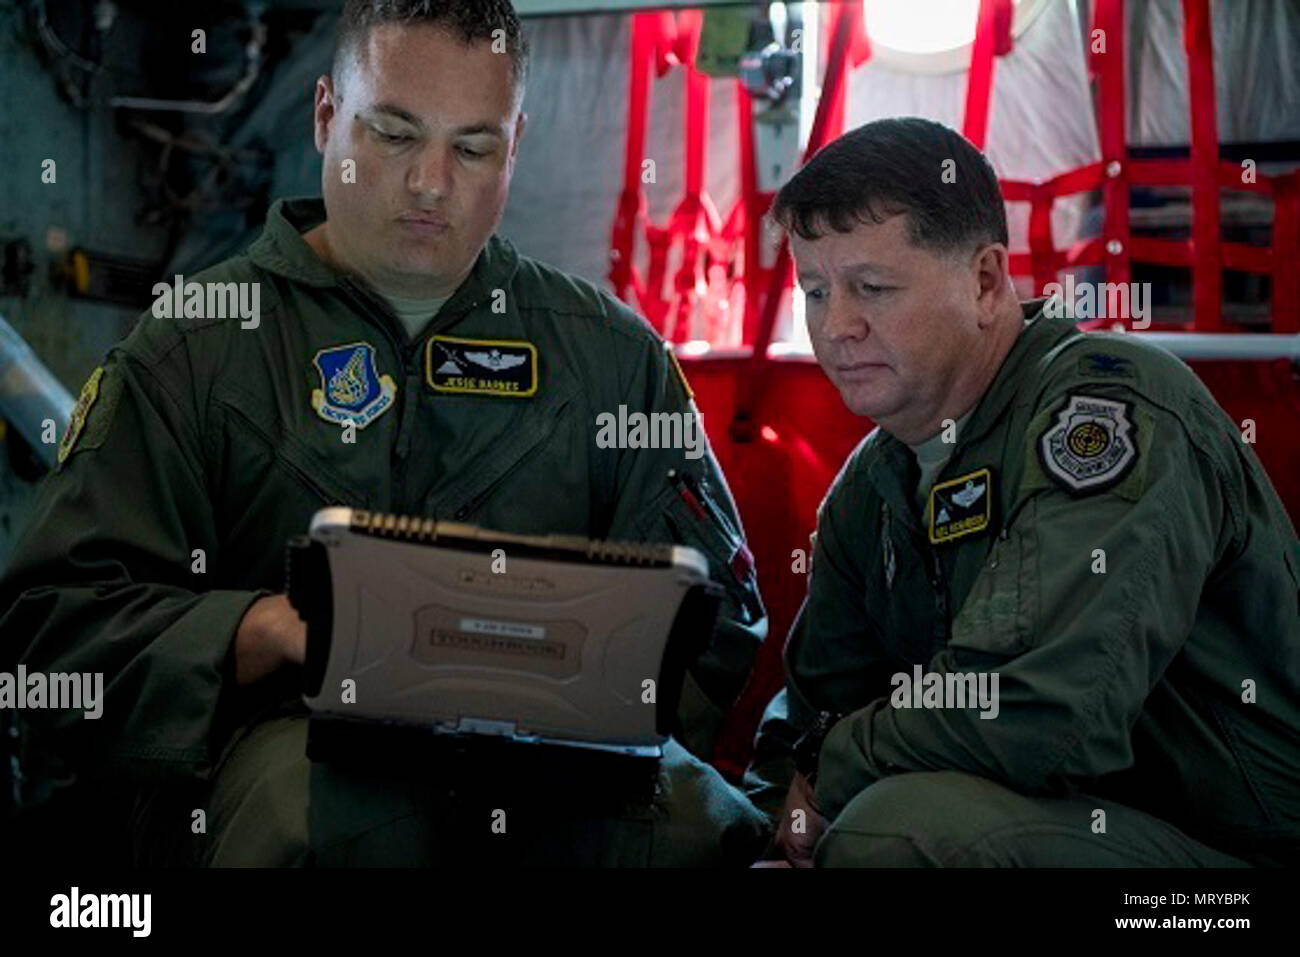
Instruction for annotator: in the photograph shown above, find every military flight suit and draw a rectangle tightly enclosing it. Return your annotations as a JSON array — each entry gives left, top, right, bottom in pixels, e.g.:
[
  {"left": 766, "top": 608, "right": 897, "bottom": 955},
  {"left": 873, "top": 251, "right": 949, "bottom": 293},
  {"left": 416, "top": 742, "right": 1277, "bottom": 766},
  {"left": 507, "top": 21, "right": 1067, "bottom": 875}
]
[
  {"left": 746, "top": 300, "right": 1300, "bottom": 867},
  {"left": 0, "top": 197, "right": 772, "bottom": 866}
]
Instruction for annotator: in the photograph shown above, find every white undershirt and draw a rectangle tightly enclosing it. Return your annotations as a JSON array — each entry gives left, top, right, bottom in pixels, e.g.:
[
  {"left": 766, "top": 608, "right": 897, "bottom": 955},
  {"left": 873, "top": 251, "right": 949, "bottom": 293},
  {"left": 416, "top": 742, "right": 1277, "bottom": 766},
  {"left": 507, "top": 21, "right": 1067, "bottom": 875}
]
[
  {"left": 907, "top": 408, "right": 975, "bottom": 522},
  {"left": 380, "top": 292, "right": 451, "bottom": 340}
]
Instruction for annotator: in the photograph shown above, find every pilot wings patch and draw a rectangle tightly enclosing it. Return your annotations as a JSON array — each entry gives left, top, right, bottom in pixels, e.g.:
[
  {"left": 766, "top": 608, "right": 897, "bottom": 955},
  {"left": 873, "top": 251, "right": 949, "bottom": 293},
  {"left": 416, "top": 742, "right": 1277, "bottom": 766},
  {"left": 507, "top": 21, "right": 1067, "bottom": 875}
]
[
  {"left": 427, "top": 335, "right": 537, "bottom": 398},
  {"left": 929, "top": 467, "right": 995, "bottom": 545}
]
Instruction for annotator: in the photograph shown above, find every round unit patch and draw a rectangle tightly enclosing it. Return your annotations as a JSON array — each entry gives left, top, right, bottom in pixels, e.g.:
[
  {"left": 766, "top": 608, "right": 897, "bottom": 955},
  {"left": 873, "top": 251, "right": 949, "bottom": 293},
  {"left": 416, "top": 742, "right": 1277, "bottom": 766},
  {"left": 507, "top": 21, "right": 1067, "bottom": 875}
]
[{"left": 1039, "top": 394, "right": 1136, "bottom": 493}]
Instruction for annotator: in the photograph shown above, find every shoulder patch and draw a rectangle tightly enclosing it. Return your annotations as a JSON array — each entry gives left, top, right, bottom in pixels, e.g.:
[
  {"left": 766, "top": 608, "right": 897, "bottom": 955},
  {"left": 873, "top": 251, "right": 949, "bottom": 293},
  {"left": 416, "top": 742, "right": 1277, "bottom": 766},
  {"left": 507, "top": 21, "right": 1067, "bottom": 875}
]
[
  {"left": 57, "top": 366, "right": 104, "bottom": 467},
  {"left": 311, "top": 342, "right": 396, "bottom": 427},
  {"left": 1038, "top": 394, "right": 1137, "bottom": 493}
]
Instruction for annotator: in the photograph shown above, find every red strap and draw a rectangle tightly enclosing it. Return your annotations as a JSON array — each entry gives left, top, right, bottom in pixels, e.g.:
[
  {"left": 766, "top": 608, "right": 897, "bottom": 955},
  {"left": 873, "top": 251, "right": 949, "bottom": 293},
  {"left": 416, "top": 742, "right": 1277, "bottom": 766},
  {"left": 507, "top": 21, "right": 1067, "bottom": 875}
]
[
  {"left": 653, "top": 11, "right": 679, "bottom": 75},
  {"left": 1184, "top": 0, "right": 1222, "bottom": 330},
  {"left": 683, "top": 55, "right": 707, "bottom": 194},
  {"left": 1129, "top": 236, "right": 1192, "bottom": 269},
  {"left": 1218, "top": 160, "right": 1272, "bottom": 195},
  {"left": 963, "top": 0, "right": 1012, "bottom": 150},
  {"left": 1093, "top": 0, "right": 1130, "bottom": 291},
  {"left": 849, "top": 0, "right": 872, "bottom": 67},
  {"left": 993, "top": 0, "right": 1014, "bottom": 55},
  {"left": 1127, "top": 157, "right": 1192, "bottom": 186},
  {"left": 735, "top": 80, "right": 767, "bottom": 346},
  {"left": 1001, "top": 163, "right": 1103, "bottom": 202},
  {"left": 1061, "top": 237, "right": 1105, "bottom": 269},
  {"left": 823, "top": 2, "right": 850, "bottom": 144},
  {"left": 671, "top": 9, "right": 700, "bottom": 69},
  {"left": 804, "top": 3, "right": 855, "bottom": 182},
  {"left": 609, "top": 14, "right": 659, "bottom": 303},
  {"left": 643, "top": 226, "right": 674, "bottom": 328},
  {"left": 667, "top": 19, "right": 711, "bottom": 343},
  {"left": 1220, "top": 241, "right": 1271, "bottom": 274},
  {"left": 1028, "top": 188, "right": 1055, "bottom": 295},
  {"left": 1049, "top": 162, "right": 1105, "bottom": 196}
]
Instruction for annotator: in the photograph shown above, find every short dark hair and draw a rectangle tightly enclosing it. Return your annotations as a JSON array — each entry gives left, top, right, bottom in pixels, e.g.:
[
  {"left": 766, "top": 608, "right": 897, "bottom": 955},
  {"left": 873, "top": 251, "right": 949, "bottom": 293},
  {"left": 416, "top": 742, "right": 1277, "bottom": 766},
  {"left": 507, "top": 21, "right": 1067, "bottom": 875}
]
[
  {"left": 334, "top": 0, "right": 529, "bottom": 100},
  {"left": 771, "top": 117, "right": 1008, "bottom": 254}
]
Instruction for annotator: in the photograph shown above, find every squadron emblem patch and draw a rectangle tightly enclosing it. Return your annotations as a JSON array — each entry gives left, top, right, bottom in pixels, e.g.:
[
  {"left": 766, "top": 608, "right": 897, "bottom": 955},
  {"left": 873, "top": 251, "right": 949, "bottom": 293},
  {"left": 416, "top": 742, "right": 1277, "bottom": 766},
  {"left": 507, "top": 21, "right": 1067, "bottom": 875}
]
[
  {"left": 57, "top": 365, "right": 104, "bottom": 466},
  {"left": 929, "top": 467, "right": 995, "bottom": 545},
  {"left": 311, "top": 342, "right": 396, "bottom": 428},
  {"left": 1039, "top": 394, "right": 1136, "bottom": 493},
  {"left": 426, "top": 335, "right": 537, "bottom": 398}
]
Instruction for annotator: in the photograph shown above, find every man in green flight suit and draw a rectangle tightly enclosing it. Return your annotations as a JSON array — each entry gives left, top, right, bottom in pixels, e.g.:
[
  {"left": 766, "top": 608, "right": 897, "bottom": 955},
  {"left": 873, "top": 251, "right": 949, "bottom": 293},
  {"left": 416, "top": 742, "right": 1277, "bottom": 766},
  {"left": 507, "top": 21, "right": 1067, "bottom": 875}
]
[
  {"left": 0, "top": 0, "right": 771, "bottom": 866},
  {"left": 747, "top": 117, "right": 1300, "bottom": 867}
]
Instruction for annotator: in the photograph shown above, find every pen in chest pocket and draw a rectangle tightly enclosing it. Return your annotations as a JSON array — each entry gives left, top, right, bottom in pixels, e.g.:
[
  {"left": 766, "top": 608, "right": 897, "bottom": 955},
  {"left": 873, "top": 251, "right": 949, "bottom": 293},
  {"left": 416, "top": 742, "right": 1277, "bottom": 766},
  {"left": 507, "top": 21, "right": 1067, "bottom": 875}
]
[
  {"left": 668, "top": 467, "right": 710, "bottom": 522},
  {"left": 668, "top": 468, "right": 755, "bottom": 583}
]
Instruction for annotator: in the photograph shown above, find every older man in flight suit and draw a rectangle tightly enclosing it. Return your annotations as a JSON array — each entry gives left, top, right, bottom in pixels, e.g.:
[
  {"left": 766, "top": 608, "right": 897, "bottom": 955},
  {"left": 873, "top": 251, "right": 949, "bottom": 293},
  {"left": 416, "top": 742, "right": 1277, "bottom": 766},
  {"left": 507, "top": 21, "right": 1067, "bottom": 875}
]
[
  {"left": 0, "top": 0, "right": 771, "bottom": 866},
  {"left": 748, "top": 117, "right": 1300, "bottom": 867}
]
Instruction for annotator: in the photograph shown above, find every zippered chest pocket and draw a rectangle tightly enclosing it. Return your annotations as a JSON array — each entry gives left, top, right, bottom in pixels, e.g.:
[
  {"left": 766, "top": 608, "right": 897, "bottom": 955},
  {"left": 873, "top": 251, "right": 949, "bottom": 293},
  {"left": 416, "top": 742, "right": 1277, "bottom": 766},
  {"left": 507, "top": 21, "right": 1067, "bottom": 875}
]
[
  {"left": 441, "top": 395, "right": 578, "bottom": 525},
  {"left": 949, "top": 499, "right": 1040, "bottom": 657}
]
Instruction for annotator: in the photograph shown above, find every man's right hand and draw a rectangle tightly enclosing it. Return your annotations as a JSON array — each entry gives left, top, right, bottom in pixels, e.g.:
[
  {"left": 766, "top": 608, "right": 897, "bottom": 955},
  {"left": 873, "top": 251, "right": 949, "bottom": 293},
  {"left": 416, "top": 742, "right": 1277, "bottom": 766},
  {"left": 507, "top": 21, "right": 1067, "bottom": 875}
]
[
  {"left": 233, "top": 594, "right": 307, "bottom": 686},
  {"left": 770, "top": 772, "right": 828, "bottom": 867}
]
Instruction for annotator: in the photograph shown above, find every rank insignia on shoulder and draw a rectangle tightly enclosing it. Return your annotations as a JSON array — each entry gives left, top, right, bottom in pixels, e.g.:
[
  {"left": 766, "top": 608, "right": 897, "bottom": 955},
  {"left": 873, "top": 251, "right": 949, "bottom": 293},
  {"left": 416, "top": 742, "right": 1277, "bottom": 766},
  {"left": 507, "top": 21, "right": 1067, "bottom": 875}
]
[
  {"left": 426, "top": 335, "right": 537, "bottom": 398},
  {"left": 929, "top": 468, "right": 994, "bottom": 545},
  {"left": 1039, "top": 394, "right": 1136, "bottom": 493},
  {"left": 311, "top": 342, "right": 396, "bottom": 429},
  {"left": 1077, "top": 352, "right": 1136, "bottom": 379},
  {"left": 57, "top": 365, "right": 104, "bottom": 466}
]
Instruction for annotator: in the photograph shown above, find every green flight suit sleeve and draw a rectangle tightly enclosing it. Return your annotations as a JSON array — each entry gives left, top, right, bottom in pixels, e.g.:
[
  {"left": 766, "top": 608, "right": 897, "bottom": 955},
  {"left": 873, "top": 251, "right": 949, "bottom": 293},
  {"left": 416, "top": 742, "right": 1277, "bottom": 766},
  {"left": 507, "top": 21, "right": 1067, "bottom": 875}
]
[
  {"left": 603, "top": 338, "right": 766, "bottom": 762},
  {"left": 744, "top": 456, "right": 899, "bottom": 821},
  {"left": 814, "top": 386, "right": 1233, "bottom": 821},
  {"left": 0, "top": 345, "right": 267, "bottom": 783}
]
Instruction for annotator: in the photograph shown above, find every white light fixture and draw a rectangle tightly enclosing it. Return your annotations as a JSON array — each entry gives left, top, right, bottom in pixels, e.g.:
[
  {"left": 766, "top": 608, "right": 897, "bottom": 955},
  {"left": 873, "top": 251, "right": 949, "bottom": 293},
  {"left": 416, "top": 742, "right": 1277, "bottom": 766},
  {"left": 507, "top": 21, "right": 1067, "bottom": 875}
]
[{"left": 861, "top": 0, "right": 1053, "bottom": 73}]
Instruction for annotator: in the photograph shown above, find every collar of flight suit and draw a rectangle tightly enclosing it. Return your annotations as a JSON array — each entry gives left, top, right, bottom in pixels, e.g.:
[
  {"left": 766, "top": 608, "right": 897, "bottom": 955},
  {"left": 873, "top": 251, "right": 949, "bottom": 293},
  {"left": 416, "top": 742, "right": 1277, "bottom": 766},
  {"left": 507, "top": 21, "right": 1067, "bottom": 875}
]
[
  {"left": 864, "top": 298, "right": 1080, "bottom": 524},
  {"left": 247, "top": 196, "right": 522, "bottom": 337}
]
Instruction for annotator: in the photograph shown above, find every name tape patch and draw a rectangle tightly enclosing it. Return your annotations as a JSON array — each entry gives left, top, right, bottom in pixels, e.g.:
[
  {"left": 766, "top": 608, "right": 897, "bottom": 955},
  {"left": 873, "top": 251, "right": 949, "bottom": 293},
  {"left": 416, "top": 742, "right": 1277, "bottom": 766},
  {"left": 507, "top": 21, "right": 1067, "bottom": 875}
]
[
  {"left": 426, "top": 335, "right": 537, "bottom": 398},
  {"left": 929, "top": 467, "right": 995, "bottom": 545}
]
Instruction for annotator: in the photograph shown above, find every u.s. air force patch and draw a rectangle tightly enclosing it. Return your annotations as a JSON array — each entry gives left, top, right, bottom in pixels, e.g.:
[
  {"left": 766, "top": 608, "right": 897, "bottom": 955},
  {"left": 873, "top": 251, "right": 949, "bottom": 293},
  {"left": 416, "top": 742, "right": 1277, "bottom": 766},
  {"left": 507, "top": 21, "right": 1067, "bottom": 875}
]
[
  {"left": 1039, "top": 394, "right": 1136, "bottom": 493},
  {"left": 57, "top": 365, "right": 104, "bottom": 466},
  {"left": 426, "top": 335, "right": 537, "bottom": 398},
  {"left": 311, "top": 342, "right": 396, "bottom": 428}
]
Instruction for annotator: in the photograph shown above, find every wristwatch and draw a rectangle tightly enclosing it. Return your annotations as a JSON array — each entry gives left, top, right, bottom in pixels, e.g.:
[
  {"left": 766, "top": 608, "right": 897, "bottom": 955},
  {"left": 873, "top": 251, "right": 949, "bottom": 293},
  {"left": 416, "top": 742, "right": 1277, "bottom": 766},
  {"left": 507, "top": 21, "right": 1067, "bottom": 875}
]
[{"left": 793, "top": 710, "right": 843, "bottom": 783}]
